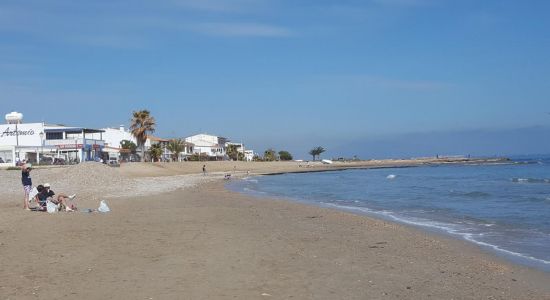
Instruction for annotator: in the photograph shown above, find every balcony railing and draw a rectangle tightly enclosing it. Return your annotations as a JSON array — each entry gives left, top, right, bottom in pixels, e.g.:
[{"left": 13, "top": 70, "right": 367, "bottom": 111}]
[{"left": 44, "top": 138, "right": 105, "bottom": 148}]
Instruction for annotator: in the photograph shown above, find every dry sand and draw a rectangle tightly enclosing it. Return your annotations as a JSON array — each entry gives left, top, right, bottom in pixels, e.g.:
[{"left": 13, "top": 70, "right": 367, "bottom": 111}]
[{"left": 1, "top": 160, "right": 549, "bottom": 299}]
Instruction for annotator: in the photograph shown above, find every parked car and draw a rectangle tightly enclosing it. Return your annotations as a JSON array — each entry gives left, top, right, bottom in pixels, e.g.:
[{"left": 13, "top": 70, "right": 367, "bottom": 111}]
[
  {"left": 108, "top": 157, "right": 120, "bottom": 167},
  {"left": 53, "top": 158, "right": 66, "bottom": 165},
  {"left": 40, "top": 157, "right": 54, "bottom": 165}
]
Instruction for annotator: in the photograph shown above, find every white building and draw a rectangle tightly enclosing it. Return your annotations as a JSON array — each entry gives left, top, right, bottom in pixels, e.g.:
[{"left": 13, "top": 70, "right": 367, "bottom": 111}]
[
  {"left": 101, "top": 125, "right": 137, "bottom": 148},
  {"left": 147, "top": 137, "right": 194, "bottom": 162},
  {"left": 244, "top": 150, "right": 255, "bottom": 161},
  {"left": 101, "top": 125, "right": 198, "bottom": 162},
  {"left": 100, "top": 125, "right": 150, "bottom": 161},
  {"left": 0, "top": 112, "right": 105, "bottom": 167},
  {"left": 225, "top": 142, "right": 255, "bottom": 161},
  {"left": 185, "top": 133, "right": 228, "bottom": 160}
]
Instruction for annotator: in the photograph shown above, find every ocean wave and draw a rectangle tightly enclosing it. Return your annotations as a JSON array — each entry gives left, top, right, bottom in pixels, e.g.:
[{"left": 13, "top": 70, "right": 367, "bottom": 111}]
[
  {"left": 449, "top": 190, "right": 491, "bottom": 198},
  {"left": 461, "top": 235, "right": 550, "bottom": 266},
  {"left": 322, "top": 203, "right": 550, "bottom": 267},
  {"left": 511, "top": 177, "right": 550, "bottom": 184},
  {"left": 242, "top": 187, "right": 266, "bottom": 195}
]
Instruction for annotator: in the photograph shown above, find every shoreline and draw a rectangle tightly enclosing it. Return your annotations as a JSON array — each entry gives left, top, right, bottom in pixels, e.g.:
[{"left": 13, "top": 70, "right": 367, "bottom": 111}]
[
  {"left": 220, "top": 178, "right": 550, "bottom": 273},
  {"left": 2, "top": 180, "right": 549, "bottom": 298},
  {"left": 215, "top": 180, "right": 550, "bottom": 298},
  {"left": 115, "top": 157, "right": 512, "bottom": 178},
  {"left": 227, "top": 173, "right": 550, "bottom": 274},
  {"left": 2, "top": 159, "right": 549, "bottom": 298}
]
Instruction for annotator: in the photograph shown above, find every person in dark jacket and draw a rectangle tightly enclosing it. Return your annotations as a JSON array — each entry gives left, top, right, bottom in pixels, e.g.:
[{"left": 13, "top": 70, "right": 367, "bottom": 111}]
[{"left": 21, "top": 163, "right": 32, "bottom": 210}]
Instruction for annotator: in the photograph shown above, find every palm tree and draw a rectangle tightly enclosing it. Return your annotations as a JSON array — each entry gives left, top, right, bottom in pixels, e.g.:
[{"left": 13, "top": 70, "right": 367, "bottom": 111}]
[
  {"left": 314, "top": 146, "right": 326, "bottom": 160},
  {"left": 264, "top": 148, "right": 277, "bottom": 161},
  {"left": 167, "top": 138, "right": 185, "bottom": 162},
  {"left": 226, "top": 144, "right": 242, "bottom": 161},
  {"left": 120, "top": 139, "right": 137, "bottom": 161},
  {"left": 308, "top": 146, "right": 326, "bottom": 161},
  {"left": 130, "top": 110, "right": 156, "bottom": 162},
  {"left": 308, "top": 149, "right": 317, "bottom": 161},
  {"left": 149, "top": 143, "right": 163, "bottom": 162}
]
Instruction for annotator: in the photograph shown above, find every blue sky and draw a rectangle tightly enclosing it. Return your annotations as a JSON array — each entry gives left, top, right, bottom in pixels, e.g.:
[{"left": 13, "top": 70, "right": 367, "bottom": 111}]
[{"left": 1, "top": 0, "right": 549, "bottom": 159}]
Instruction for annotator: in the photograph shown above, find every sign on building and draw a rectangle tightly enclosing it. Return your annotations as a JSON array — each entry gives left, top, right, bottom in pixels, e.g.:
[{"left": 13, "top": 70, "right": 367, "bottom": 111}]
[{"left": 0, "top": 123, "right": 43, "bottom": 147}]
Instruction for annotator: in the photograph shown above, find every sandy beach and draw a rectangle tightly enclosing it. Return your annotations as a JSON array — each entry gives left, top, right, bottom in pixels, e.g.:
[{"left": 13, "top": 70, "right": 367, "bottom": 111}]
[{"left": 1, "top": 160, "right": 549, "bottom": 299}]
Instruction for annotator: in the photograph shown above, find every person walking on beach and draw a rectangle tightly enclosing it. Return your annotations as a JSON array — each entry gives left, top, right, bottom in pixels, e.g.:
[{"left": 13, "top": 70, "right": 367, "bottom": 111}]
[
  {"left": 202, "top": 164, "right": 206, "bottom": 176},
  {"left": 21, "top": 163, "right": 32, "bottom": 210}
]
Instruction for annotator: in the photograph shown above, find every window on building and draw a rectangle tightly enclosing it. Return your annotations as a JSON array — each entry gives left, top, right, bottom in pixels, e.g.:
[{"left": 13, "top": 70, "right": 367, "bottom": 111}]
[
  {"left": 46, "top": 132, "right": 63, "bottom": 140},
  {"left": 0, "top": 150, "right": 13, "bottom": 163}
]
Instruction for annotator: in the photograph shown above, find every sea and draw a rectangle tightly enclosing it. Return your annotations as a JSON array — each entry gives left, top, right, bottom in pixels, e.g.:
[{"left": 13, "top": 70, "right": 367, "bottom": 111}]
[{"left": 227, "top": 156, "right": 550, "bottom": 272}]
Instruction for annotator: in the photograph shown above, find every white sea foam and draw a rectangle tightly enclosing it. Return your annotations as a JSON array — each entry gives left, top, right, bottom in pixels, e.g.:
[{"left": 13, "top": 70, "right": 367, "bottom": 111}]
[
  {"left": 322, "top": 202, "right": 550, "bottom": 267},
  {"left": 462, "top": 235, "right": 550, "bottom": 266},
  {"left": 243, "top": 187, "right": 266, "bottom": 195},
  {"left": 232, "top": 168, "right": 550, "bottom": 271},
  {"left": 512, "top": 177, "right": 550, "bottom": 184}
]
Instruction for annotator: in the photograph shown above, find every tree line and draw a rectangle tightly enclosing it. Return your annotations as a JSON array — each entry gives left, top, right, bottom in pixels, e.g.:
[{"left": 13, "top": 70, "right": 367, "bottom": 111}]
[{"left": 125, "top": 109, "right": 325, "bottom": 162}]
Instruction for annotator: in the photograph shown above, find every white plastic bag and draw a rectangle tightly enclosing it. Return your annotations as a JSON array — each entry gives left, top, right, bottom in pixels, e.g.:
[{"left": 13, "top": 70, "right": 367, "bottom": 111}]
[
  {"left": 28, "top": 187, "right": 39, "bottom": 200},
  {"left": 98, "top": 200, "right": 110, "bottom": 213},
  {"left": 46, "top": 200, "right": 58, "bottom": 213}
]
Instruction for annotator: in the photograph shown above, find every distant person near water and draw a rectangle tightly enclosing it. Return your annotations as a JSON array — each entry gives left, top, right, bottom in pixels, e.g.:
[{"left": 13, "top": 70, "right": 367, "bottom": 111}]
[
  {"left": 21, "top": 163, "right": 32, "bottom": 210},
  {"left": 203, "top": 165, "right": 206, "bottom": 176}
]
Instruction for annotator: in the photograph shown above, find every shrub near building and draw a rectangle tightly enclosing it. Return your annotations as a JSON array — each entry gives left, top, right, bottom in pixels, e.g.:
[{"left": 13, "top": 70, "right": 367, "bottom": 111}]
[{"left": 278, "top": 151, "right": 293, "bottom": 161}]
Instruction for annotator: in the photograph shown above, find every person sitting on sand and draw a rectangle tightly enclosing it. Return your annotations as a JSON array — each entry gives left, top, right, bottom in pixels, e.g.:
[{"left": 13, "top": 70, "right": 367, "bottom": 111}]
[
  {"left": 39, "top": 183, "right": 77, "bottom": 211},
  {"left": 34, "top": 184, "right": 46, "bottom": 210}
]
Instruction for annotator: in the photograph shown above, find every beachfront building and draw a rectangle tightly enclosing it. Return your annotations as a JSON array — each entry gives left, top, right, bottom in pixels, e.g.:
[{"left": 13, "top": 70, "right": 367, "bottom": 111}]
[
  {"left": 148, "top": 137, "right": 195, "bottom": 162},
  {"left": 100, "top": 125, "right": 150, "bottom": 161},
  {"left": 226, "top": 141, "right": 255, "bottom": 161},
  {"left": 185, "top": 133, "right": 228, "bottom": 160},
  {"left": 173, "top": 140, "right": 195, "bottom": 161},
  {"left": 1, "top": 112, "right": 105, "bottom": 166},
  {"left": 101, "top": 126, "right": 196, "bottom": 162},
  {"left": 147, "top": 136, "right": 170, "bottom": 161},
  {"left": 244, "top": 150, "right": 255, "bottom": 161}
]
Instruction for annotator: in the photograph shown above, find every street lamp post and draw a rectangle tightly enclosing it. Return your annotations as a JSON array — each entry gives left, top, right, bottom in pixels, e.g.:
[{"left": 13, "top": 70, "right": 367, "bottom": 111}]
[
  {"left": 15, "top": 122, "right": 19, "bottom": 160},
  {"left": 5, "top": 112, "right": 23, "bottom": 164},
  {"left": 39, "top": 131, "right": 44, "bottom": 165},
  {"left": 75, "top": 139, "right": 78, "bottom": 164}
]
